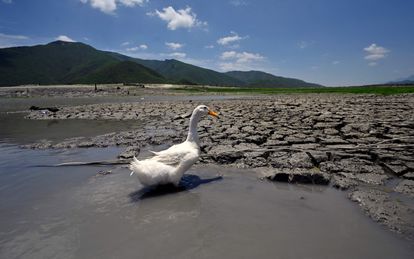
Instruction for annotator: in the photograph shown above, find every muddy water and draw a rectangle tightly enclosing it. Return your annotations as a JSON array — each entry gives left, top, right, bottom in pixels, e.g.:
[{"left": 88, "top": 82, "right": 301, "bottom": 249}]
[
  {"left": 0, "top": 103, "right": 413, "bottom": 259},
  {"left": 0, "top": 113, "right": 141, "bottom": 145},
  {"left": 0, "top": 143, "right": 413, "bottom": 259}
]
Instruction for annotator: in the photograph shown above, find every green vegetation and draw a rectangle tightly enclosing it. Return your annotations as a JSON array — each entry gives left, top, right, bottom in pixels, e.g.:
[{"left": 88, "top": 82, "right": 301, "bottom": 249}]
[
  {"left": 0, "top": 41, "right": 117, "bottom": 86},
  {"left": 225, "top": 70, "right": 321, "bottom": 88},
  {"left": 137, "top": 59, "right": 244, "bottom": 86},
  {"left": 0, "top": 41, "right": 320, "bottom": 87},
  {"left": 171, "top": 85, "right": 414, "bottom": 95},
  {"left": 78, "top": 61, "right": 165, "bottom": 84}
]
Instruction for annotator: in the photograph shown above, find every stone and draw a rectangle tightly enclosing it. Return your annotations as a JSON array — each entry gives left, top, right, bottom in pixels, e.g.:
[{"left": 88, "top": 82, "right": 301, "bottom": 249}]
[
  {"left": 331, "top": 175, "right": 358, "bottom": 190},
  {"left": 208, "top": 145, "right": 243, "bottom": 164},
  {"left": 402, "top": 172, "right": 414, "bottom": 180},
  {"left": 382, "top": 163, "right": 408, "bottom": 176},
  {"left": 350, "top": 173, "right": 389, "bottom": 185},
  {"left": 394, "top": 180, "right": 414, "bottom": 197},
  {"left": 118, "top": 146, "right": 140, "bottom": 159},
  {"left": 245, "top": 135, "right": 267, "bottom": 145},
  {"left": 263, "top": 168, "right": 330, "bottom": 185},
  {"left": 320, "top": 137, "right": 349, "bottom": 145},
  {"left": 349, "top": 189, "right": 414, "bottom": 238},
  {"left": 319, "top": 158, "right": 385, "bottom": 175},
  {"left": 96, "top": 170, "right": 112, "bottom": 176}
]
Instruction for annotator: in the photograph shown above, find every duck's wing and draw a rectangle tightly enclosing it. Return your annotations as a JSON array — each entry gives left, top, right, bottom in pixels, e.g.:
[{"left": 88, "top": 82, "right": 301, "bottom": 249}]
[
  {"left": 150, "top": 143, "right": 198, "bottom": 166},
  {"left": 151, "top": 149, "right": 190, "bottom": 166}
]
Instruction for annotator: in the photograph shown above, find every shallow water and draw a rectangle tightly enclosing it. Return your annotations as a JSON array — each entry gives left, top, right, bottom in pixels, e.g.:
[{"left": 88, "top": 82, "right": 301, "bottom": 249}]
[
  {"left": 0, "top": 113, "right": 141, "bottom": 145},
  {"left": 0, "top": 144, "right": 413, "bottom": 259}
]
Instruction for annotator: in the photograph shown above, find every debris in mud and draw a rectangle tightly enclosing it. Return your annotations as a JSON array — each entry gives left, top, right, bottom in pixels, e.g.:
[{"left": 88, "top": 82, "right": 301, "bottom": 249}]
[
  {"left": 30, "top": 105, "right": 59, "bottom": 113},
  {"left": 118, "top": 146, "right": 140, "bottom": 159},
  {"left": 96, "top": 170, "right": 112, "bottom": 176},
  {"left": 258, "top": 167, "right": 330, "bottom": 185}
]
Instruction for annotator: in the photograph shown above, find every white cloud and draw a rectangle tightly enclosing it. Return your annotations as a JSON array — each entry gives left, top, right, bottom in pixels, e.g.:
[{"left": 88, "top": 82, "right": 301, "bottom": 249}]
[
  {"left": 229, "top": 0, "right": 247, "bottom": 6},
  {"left": 80, "top": 0, "right": 146, "bottom": 14},
  {"left": 126, "top": 44, "right": 148, "bottom": 51},
  {"left": 0, "top": 32, "right": 29, "bottom": 48},
  {"left": 298, "top": 41, "right": 308, "bottom": 49},
  {"left": 0, "top": 33, "right": 28, "bottom": 40},
  {"left": 2, "top": 0, "right": 13, "bottom": 4},
  {"left": 55, "top": 35, "right": 76, "bottom": 42},
  {"left": 126, "top": 47, "right": 138, "bottom": 51},
  {"left": 220, "top": 51, "right": 264, "bottom": 63},
  {"left": 165, "top": 42, "right": 183, "bottom": 50},
  {"left": 139, "top": 44, "right": 148, "bottom": 50},
  {"left": 80, "top": 0, "right": 116, "bottom": 13},
  {"left": 205, "top": 45, "right": 214, "bottom": 49},
  {"left": 167, "top": 52, "right": 186, "bottom": 59},
  {"left": 217, "top": 32, "right": 246, "bottom": 46},
  {"left": 149, "top": 6, "right": 206, "bottom": 30},
  {"left": 219, "top": 51, "right": 265, "bottom": 71},
  {"left": 332, "top": 60, "right": 340, "bottom": 65},
  {"left": 121, "top": 41, "right": 130, "bottom": 46},
  {"left": 364, "top": 43, "right": 389, "bottom": 61},
  {"left": 118, "top": 0, "right": 146, "bottom": 7},
  {"left": 368, "top": 62, "right": 377, "bottom": 67}
]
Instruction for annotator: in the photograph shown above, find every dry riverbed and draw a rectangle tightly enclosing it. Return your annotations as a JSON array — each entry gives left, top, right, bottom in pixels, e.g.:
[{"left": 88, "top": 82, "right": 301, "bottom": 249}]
[{"left": 19, "top": 92, "right": 414, "bottom": 239}]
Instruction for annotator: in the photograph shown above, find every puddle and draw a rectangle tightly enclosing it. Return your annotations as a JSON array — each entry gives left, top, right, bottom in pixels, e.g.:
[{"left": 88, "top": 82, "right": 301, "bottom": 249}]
[
  {"left": 0, "top": 144, "right": 412, "bottom": 259},
  {"left": 0, "top": 113, "right": 141, "bottom": 145}
]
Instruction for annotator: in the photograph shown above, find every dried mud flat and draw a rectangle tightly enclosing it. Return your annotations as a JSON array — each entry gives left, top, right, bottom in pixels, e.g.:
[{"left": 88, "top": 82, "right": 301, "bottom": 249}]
[{"left": 25, "top": 93, "right": 414, "bottom": 239}]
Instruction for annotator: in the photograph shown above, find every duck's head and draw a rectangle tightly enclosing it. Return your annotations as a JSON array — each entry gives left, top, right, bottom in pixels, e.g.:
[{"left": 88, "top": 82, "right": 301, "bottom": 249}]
[{"left": 194, "top": 105, "right": 219, "bottom": 118}]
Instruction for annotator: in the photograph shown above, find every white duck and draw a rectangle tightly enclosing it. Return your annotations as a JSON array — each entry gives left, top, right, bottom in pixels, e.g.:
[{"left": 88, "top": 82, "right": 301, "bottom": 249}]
[{"left": 129, "top": 105, "right": 218, "bottom": 187}]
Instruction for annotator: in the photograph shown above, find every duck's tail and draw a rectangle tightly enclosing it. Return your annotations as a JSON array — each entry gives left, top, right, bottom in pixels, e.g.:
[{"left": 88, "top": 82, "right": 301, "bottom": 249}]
[{"left": 129, "top": 156, "right": 141, "bottom": 176}]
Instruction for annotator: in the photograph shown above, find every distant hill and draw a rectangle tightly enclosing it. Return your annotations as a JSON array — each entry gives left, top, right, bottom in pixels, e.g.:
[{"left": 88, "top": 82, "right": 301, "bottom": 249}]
[
  {"left": 107, "top": 53, "right": 243, "bottom": 86},
  {"left": 0, "top": 41, "right": 322, "bottom": 87},
  {"left": 0, "top": 41, "right": 165, "bottom": 86},
  {"left": 388, "top": 75, "right": 414, "bottom": 84},
  {"left": 0, "top": 41, "right": 113, "bottom": 85},
  {"left": 225, "top": 70, "right": 321, "bottom": 88},
  {"left": 78, "top": 61, "right": 165, "bottom": 84}
]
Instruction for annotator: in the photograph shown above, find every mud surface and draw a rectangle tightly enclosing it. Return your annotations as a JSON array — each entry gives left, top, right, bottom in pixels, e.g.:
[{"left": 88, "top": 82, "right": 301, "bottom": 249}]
[
  {"left": 3, "top": 91, "right": 414, "bottom": 239},
  {"left": 0, "top": 144, "right": 413, "bottom": 258}
]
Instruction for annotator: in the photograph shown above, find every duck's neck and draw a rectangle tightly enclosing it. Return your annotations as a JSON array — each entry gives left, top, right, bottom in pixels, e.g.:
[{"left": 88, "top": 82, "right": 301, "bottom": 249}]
[{"left": 186, "top": 112, "right": 200, "bottom": 145}]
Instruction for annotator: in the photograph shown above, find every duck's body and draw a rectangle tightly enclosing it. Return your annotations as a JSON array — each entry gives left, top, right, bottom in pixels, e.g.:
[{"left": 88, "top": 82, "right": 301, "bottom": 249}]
[{"left": 129, "top": 105, "right": 218, "bottom": 187}]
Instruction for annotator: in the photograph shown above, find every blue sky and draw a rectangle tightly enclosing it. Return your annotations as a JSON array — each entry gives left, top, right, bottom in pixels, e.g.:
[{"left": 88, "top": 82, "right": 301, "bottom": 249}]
[{"left": 1, "top": 0, "right": 413, "bottom": 86}]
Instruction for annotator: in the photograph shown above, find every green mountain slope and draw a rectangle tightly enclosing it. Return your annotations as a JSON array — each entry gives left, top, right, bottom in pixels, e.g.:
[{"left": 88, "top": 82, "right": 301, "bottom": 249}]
[
  {"left": 0, "top": 41, "right": 165, "bottom": 86},
  {"left": 107, "top": 52, "right": 243, "bottom": 86},
  {"left": 0, "top": 41, "right": 322, "bottom": 87},
  {"left": 0, "top": 41, "right": 117, "bottom": 85},
  {"left": 78, "top": 61, "right": 165, "bottom": 84},
  {"left": 225, "top": 70, "right": 321, "bottom": 88}
]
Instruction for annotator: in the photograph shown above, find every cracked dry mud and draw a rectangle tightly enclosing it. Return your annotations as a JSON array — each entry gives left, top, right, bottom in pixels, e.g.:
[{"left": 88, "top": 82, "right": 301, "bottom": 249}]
[{"left": 25, "top": 94, "right": 414, "bottom": 239}]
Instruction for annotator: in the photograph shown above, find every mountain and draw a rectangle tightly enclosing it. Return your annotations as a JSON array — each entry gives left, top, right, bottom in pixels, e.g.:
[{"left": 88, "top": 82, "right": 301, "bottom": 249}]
[
  {"left": 107, "top": 53, "right": 243, "bottom": 86},
  {"left": 388, "top": 75, "right": 414, "bottom": 84},
  {"left": 0, "top": 41, "right": 322, "bottom": 87},
  {"left": 77, "top": 61, "right": 165, "bottom": 84},
  {"left": 225, "top": 71, "right": 321, "bottom": 88},
  {"left": 0, "top": 41, "right": 166, "bottom": 86}
]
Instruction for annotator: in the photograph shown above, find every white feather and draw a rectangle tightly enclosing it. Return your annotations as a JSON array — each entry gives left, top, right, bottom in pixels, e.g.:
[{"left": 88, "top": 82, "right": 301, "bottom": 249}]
[{"left": 129, "top": 105, "right": 216, "bottom": 187}]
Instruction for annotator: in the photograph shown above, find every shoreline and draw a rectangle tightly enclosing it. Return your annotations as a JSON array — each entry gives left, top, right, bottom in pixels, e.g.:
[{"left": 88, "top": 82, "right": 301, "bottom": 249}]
[{"left": 1, "top": 87, "right": 413, "bottom": 240}]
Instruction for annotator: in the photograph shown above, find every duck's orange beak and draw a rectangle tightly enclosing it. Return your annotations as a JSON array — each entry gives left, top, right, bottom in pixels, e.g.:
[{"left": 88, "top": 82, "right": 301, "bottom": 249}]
[{"left": 208, "top": 110, "right": 219, "bottom": 118}]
